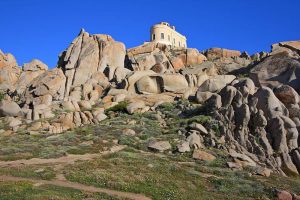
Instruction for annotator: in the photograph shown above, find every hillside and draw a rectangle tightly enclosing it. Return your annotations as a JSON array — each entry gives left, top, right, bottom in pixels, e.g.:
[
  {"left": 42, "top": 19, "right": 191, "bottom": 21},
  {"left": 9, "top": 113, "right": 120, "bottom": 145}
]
[{"left": 0, "top": 29, "right": 300, "bottom": 200}]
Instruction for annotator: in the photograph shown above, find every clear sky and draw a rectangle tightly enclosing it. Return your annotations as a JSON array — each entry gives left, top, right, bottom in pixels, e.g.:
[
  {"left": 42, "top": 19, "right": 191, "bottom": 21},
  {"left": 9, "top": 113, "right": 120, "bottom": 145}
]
[{"left": 0, "top": 0, "right": 299, "bottom": 68}]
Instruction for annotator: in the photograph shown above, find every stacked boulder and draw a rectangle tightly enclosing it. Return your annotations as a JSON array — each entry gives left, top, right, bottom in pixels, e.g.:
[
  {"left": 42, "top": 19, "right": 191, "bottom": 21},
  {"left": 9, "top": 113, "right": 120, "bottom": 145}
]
[
  {"left": 0, "top": 50, "right": 21, "bottom": 91},
  {"left": 198, "top": 77, "right": 300, "bottom": 175},
  {"left": 0, "top": 27, "right": 299, "bottom": 178}
]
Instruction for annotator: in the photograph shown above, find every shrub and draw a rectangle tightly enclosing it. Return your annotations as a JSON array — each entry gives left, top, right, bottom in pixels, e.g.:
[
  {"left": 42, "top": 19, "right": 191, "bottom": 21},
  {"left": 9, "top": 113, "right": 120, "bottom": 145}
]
[
  {"left": 0, "top": 92, "right": 5, "bottom": 101},
  {"left": 105, "top": 101, "right": 129, "bottom": 113},
  {"left": 157, "top": 102, "right": 175, "bottom": 112}
]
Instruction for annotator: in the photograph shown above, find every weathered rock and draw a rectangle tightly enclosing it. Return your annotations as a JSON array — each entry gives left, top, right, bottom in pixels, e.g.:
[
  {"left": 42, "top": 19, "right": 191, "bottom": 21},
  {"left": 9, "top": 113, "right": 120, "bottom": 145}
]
[
  {"left": 227, "top": 161, "right": 242, "bottom": 169},
  {"left": 78, "top": 100, "right": 92, "bottom": 110},
  {"left": 192, "top": 149, "right": 216, "bottom": 161},
  {"left": 275, "top": 190, "right": 293, "bottom": 200},
  {"left": 196, "top": 91, "right": 214, "bottom": 104},
  {"left": 187, "top": 132, "right": 203, "bottom": 149},
  {"left": 205, "top": 48, "right": 241, "bottom": 60},
  {"left": 291, "top": 149, "right": 300, "bottom": 173},
  {"left": 122, "top": 128, "right": 136, "bottom": 136},
  {"left": 177, "top": 141, "right": 191, "bottom": 153},
  {"left": 197, "top": 75, "right": 236, "bottom": 93},
  {"left": 113, "top": 94, "right": 126, "bottom": 102},
  {"left": 126, "top": 101, "right": 146, "bottom": 114},
  {"left": 0, "top": 100, "right": 22, "bottom": 117},
  {"left": 274, "top": 85, "right": 299, "bottom": 105},
  {"left": 0, "top": 50, "right": 20, "bottom": 91},
  {"left": 148, "top": 141, "right": 172, "bottom": 152},
  {"left": 57, "top": 29, "right": 126, "bottom": 98},
  {"left": 254, "top": 87, "right": 288, "bottom": 119},
  {"left": 16, "top": 59, "right": 48, "bottom": 95},
  {"left": 281, "top": 152, "right": 299, "bottom": 175},
  {"left": 24, "top": 68, "right": 66, "bottom": 101},
  {"left": 161, "top": 74, "right": 189, "bottom": 92},
  {"left": 229, "top": 149, "right": 256, "bottom": 167},
  {"left": 254, "top": 167, "right": 272, "bottom": 177},
  {"left": 205, "top": 94, "right": 222, "bottom": 109},
  {"left": 126, "top": 70, "right": 156, "bottom": 93},
  {"left": 189, "top": 123, "right": 208, "bottom": 135},
  {"left": 250, "top": 51, "right": 300, "bottom": 92},
  {"left": 7, "top": 117, "right": 22, "bottom": 128},
  {"left": 136, "top": 75, "right": 163, "bottom": 94}
]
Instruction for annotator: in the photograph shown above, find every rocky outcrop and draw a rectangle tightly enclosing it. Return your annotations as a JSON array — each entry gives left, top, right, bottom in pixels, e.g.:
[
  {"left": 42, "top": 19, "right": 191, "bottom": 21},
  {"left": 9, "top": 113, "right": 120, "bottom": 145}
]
[
  {"left": 1, "top": 29, "right": 300, "bottom": 179},
  {"left": 15, "top": 59, "right": 48, "bottom": 95},
  {"left": 201, "top": 77, "right": 300, "bottom": 175},
  {"left": 250, "top": 41, "right": 300, "bottom": 92},
  {"left": 57, "top": 29, "right": 126, "bottom": 99},
  {"left": 0, "top": 50, "right": 21, "bottom": 91},
  {"left": 203, "top": 48, "right": 251, "bottom": 74},
  {"left": 205, "top": 48, "right": 241, "bottom": 60},
  {"left": 126, "top": 42, "right": 207, "bottom": 73},
  {"left": 24, "top": 68, "right": 66, "bottom": 102}
]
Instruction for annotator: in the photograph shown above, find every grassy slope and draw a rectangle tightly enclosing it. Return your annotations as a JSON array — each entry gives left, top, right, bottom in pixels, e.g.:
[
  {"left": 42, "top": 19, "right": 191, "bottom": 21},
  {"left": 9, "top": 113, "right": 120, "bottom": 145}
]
[{"left": 0, "top": 102, "right": 299, "bottom": 199}]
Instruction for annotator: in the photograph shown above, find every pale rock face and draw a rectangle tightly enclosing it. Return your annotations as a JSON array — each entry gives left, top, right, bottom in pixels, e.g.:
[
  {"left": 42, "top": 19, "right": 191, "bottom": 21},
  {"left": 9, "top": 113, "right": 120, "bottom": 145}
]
[
  {"left": 23, "top": 59, "right": 48, "bottom": 71},
  {"left": 78, "top": 100, "right": 92, "bottom": 110},
  {"left": 177, "top": 141, "right": 191, "bottom": 153},
  {"left": 250, "top": 50, "right": 300, "bottom": 92},
  {"left": 7, "top": 117, "right": 22, "bottom": 128},
  {"left": 126, "top": 101, "right": 146, "bottom": 114},
  {"left": 254, "top": 87, "right": 288, "bottom": 120},
  {"left": 94, "top": 113, "right": 107, "bottom": 122},
  {"left": 57, "top": 29, "right": 126, "bottom": 98},
  {"left": 205, "top": 48, "right": 241, "bottom": 60},
  {"left": 0, "top": 50, "right": 21, "bottom": 91},
  {"left": 161, "top": 74, "right": 189, "bottom": 92},
  {"left": 24, "top": 68, "right": 66, "bottom": 101},
  {"left": 16, "top": 59, "right": 48, "bottom": 95},
  {"left": 197, "top": 75, "right": 236, "bottom": 93},
  {"left": 148, "top": 141, "right": 172, "bottom": 152},
  {"left": 135, "top": 75, "right": 163, "bottom": 94},
  {"left": 187, "top": 132, "right": 203, "bottom": 149},
  {"left": 192, "top": 150, "right": 216, "bottom": 161},
  {"left": 186, "top": 48, "right": 207, "bottom": 66},
  {"left": 0, "top": 100, "right": 22, "bottom": 117},
  {"left": 126, "top": 70, "right": 156, "bottom": 93},
  {"left": 113, "top": 94, "right": 126, "bottom": 103},
  {"left": 189, "top": 123, "right": 208, "bottom": 135},
  {"left": 122, "top": 128, "right": 136, "bottom": 136}
]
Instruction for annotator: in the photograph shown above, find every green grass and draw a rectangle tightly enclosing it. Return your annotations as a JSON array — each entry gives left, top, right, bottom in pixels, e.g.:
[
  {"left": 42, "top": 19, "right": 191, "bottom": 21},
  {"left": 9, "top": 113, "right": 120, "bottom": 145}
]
[
  {"left": 64, "top": 150, "right": 211, "bottom": 200},
  {"left": 0, "top": 102, "right": 300, "bottom": 199},
  {"left": 106, "top": 101, "right": 129, "bottom": 113},
  {"left": 0, "top": 125, "right": 115, "bottom": 161},
  {"left": 0, "top": 181, "right": 121, "bottom": 200},
  {"left": 0, "top": 165, "right": 56, "bottom": 180}
]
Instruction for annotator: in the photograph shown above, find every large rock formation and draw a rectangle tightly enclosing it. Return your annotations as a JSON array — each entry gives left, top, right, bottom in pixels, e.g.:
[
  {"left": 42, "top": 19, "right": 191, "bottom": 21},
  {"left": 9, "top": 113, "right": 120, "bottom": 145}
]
[
  {"left": 250, "top": 41, "right": 300, "bottom": 92},
  {"left": 0, "top": 50, "right": 21, "bottom": 91},
  {"left": 1, "top": 29, "right": 300, "bottom": 178},
  {"left": 57, "top": 29, "right": 126, "bottom": 99},
  {"left": 15, "top": 59, "right": 48, "bottom": 95},
  {"left": 200, "top": 77, "right": 300, "bottom": 175}
]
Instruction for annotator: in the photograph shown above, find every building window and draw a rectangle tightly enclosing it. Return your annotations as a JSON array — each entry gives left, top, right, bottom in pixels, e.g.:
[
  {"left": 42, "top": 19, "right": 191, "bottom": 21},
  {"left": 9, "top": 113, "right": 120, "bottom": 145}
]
[
  {"left": 161, "top": 33, "right": 164, "bottom": 39},
  {"left": 152, "top": 34, "right": 155, "bottom": 40},
  {"left": 173, "top": 39, "right": 175, "bottom": 44},
  {"left": 179, "top": 42, "right": 181, "bottom": 47},
  {"left": 168, "top": 35, "right": 170, "bottom": 41}
]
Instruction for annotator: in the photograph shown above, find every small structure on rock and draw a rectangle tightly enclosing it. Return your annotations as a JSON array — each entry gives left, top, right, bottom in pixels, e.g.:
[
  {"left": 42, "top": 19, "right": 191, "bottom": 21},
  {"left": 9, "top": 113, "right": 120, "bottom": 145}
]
[{"left": 150, "top": 22, "right": 187, "bottom": 48}]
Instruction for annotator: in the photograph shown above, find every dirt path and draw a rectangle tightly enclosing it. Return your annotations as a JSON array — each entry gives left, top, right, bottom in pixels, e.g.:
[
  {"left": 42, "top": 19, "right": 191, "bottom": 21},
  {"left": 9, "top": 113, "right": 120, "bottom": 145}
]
[
  {"left": 0, "top": 175, "right": 151, "bottom": 200},
  {"left": 0, "top": 145, "right": 126, "bottom": 167}
]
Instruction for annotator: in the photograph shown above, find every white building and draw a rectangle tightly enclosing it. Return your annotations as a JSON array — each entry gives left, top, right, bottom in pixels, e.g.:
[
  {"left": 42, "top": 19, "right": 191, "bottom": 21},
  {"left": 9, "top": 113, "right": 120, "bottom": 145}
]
[{"left": 150, "top": 22, "right": 187, "bottom": 48}]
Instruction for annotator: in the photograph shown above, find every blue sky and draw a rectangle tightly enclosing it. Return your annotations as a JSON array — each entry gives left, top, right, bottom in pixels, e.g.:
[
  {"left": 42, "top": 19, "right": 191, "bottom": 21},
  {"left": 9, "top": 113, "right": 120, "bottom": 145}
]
[{"left": 0, "top": 0, "right": 299, "bottom": 68}]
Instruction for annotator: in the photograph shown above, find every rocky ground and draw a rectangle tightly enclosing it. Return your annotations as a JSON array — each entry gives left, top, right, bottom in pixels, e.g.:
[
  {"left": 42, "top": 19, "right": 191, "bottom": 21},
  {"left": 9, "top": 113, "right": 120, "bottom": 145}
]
[{"left": 0, "top": 30, "right": 300, "bottom": 199}]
